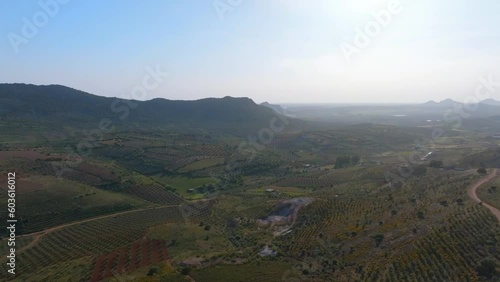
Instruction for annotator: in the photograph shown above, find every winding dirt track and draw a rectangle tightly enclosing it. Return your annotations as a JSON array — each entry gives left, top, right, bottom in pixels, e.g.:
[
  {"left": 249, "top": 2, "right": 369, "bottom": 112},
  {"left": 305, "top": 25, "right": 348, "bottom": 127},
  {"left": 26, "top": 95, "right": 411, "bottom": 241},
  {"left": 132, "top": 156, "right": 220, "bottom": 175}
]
[
  {"left": 467, "top": 168, "right": 500, "bottom": 223},
  {"left": 14, "top": 205, "right": 178, "bottom": 254}
]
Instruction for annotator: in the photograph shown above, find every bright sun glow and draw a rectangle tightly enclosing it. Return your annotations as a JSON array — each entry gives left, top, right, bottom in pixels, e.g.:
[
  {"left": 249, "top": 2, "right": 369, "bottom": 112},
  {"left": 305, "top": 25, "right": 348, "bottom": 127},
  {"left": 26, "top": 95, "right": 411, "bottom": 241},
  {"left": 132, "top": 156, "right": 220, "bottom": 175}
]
[
  {"left": 327, "top": 0, "right": 394, "bottom": 23},
  {"left": 349, "top": 0, "right": 390, "bottom": 12}
]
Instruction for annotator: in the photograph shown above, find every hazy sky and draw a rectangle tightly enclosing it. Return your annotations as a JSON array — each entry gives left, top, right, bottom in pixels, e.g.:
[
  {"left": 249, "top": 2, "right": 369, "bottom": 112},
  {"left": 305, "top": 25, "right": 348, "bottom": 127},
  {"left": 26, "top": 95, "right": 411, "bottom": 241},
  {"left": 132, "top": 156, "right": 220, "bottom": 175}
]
[{"left": 1, "top": 0, "right": 499, "bottom": 103}]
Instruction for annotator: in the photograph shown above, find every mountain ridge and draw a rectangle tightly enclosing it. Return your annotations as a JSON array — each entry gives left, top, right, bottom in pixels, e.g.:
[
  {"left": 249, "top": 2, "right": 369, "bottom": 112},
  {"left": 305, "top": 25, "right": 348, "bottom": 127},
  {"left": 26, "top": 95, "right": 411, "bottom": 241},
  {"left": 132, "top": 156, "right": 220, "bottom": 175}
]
[{"left": 0, "top": 83, "right": 282, "bottom": 129}]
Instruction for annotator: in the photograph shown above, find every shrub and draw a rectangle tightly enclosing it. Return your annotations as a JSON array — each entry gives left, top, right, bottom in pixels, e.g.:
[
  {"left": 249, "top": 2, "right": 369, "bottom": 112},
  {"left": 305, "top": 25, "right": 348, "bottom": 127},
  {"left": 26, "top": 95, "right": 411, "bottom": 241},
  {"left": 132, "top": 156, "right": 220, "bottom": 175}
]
[
  {"left": 429, "top": 160, "right": 443, "bottom": 168},
  {"left": 373, "top": 234, "right": 384, "bottom": 247},
  {"left": 181, "top": 267, "right": 192, "bottom": 275}
]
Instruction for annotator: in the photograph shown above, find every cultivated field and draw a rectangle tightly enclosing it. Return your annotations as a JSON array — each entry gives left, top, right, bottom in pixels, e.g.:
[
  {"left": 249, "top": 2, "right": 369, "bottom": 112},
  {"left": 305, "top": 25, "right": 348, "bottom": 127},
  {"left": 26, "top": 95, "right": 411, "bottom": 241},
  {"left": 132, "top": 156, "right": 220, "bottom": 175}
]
[{"left": 1, "top": 121, "right": 499, "bottom": 281}]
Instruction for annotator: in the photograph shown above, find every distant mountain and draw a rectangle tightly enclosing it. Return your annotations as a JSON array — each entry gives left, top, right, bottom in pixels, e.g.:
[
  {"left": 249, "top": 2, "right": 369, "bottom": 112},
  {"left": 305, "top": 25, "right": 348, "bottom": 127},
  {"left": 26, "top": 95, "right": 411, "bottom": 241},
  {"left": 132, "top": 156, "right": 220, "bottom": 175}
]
[
  {"left": 417, "top": 97, "right": 500, "bottom": 124},
  {"left": 422, "top": 99, "right": 459, "bottom": 107},
  {"left": 0, "top": 83, "right": 282, "bottom": 129},
  {"left": 424, "top": 98, "right": 500, "bottom": 107},
  {"left": 440, "top": 98, "right": 460, "bottom": 106},
  {"left": 423, "top": 100, "right": 438, "bottom": 105},
  {"left": 260, "top": 102, "right": 285, "bottom": 115},
  {"left": 480, "top": 98, "right": 500, "bottom": 106}
]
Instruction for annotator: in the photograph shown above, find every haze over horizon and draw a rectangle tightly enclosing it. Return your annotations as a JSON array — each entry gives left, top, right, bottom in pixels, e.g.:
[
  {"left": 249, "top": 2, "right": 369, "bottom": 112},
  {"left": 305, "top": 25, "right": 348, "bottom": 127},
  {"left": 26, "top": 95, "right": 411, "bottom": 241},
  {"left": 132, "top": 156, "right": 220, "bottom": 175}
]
[{"left": 1, "top": 0, "right": 499, "bottom": 104}]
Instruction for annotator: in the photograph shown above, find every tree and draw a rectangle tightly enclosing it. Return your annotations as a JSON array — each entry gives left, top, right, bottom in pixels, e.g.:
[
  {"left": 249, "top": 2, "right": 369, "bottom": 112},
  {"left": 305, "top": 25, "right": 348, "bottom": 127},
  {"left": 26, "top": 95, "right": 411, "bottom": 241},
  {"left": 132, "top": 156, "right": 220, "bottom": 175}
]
[
  {"left": 413, "top": 165, "right": 427, "bottom": 177},
  {"left": 417, "top": 211, "right": 425, "bottom": 219},
  {"left": 350, "top": 155, "right": 360, "bottom": 165},
  {"left": 477, "top": 168, "right": 487, "bottom": 174},
  {"left": 335, "top": 156, "right": 351, "bottom": 168},
  {"left": 429, "top": 160, "right": 443, "bottom": 168},
  {"left": 372, "top": 234, "right": 384, "bottom": 247},
  {"left": 147, "top": 266, "right": 159, "bottom": 276},
  {"left": 181, "top": 267, "right": 192, "bottom": 275},
  {"left": 476, "top": 259, "right": 497, "bottom": 278}
]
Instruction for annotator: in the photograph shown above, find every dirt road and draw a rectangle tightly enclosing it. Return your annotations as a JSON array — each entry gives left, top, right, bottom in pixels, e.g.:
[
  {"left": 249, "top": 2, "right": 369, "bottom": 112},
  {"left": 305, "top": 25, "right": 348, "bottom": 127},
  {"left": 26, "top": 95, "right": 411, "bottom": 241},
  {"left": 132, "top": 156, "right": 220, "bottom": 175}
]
[
  {"left": 13, "top": 205, "right": 178, "bottom": 254},
  {"left": 467, "top": 168, "right": 500, "bottom": 222}
]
